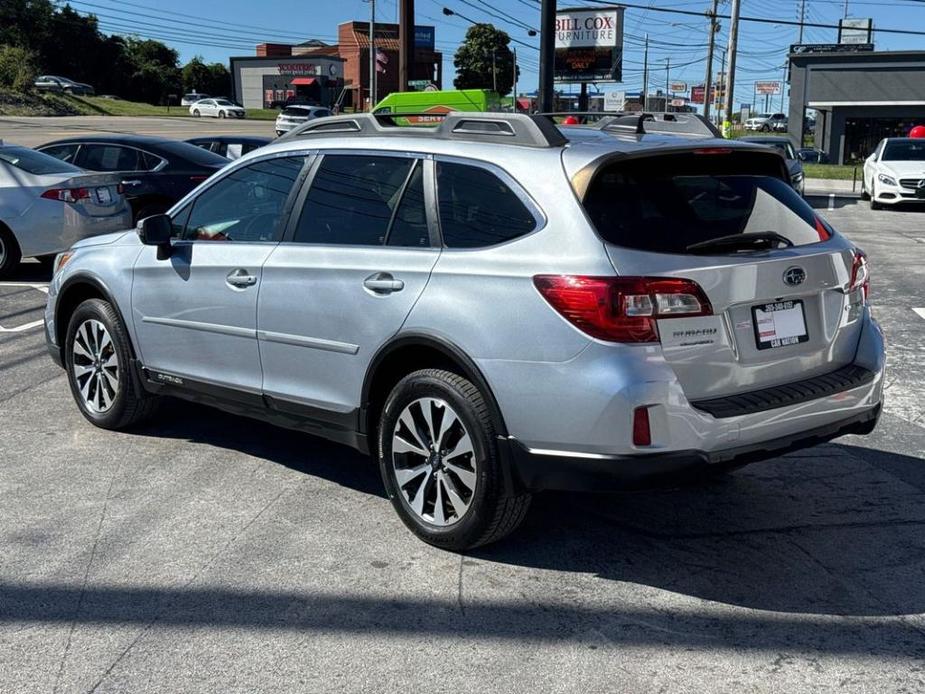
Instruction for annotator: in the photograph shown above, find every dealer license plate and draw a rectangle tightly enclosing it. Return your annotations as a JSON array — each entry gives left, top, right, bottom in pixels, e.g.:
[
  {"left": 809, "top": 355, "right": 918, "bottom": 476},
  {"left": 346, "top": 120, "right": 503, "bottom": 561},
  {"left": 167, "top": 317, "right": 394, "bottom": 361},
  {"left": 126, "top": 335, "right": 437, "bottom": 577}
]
[{"left": 752, "top": 300, "right": 808, "bottom": 350}]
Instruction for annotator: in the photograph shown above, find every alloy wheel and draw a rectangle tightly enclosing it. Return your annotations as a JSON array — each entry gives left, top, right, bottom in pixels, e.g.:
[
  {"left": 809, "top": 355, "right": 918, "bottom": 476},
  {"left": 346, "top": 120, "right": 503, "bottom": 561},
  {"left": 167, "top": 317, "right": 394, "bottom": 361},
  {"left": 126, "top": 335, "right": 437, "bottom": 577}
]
[
  {"left": 72, "top": 319, "right": 120, "bottom": 413},
  {"left": 391, "top": 397, "right": 478, "bottom": 527}
]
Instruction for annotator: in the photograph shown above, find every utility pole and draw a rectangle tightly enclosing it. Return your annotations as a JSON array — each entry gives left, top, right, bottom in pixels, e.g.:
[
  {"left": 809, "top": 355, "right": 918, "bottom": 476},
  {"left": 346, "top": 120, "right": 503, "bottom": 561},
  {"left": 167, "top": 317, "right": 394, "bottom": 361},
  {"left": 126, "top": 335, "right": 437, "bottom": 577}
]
[
  {"left": 798, "top": 0, "right": 806, "bottom": 44},
  {"left": 843, "top": 0, "right": 849, "bottom": 18},
  {"left": 398, "top": 0, "right": 414, "bottom": 92},
  {"left": 722, "top": 0, "right": 741, "bottom": 130},
  {"left": 703, "top": 0, "right": 718, "bottom": 122},
  {"left": 513, "top": 47, "right": 518, "bottom": 111},
  {"left": 492, "top": 48, "right": 497, "bottom": 94},
  {"left": 642, "top": 33, "right": 649, "bottom": 111},
  {"left": 780, "top": 63, "right": 787, "bottom": 112},
  {"left": 665, "top": 57, "right": 670, "bottom": 112},
  {"left": 368, "top": 0, "right": 376, "bottom": 110},
  {"left": 538, "top": 0, "right": 556, "bottom": 112}
]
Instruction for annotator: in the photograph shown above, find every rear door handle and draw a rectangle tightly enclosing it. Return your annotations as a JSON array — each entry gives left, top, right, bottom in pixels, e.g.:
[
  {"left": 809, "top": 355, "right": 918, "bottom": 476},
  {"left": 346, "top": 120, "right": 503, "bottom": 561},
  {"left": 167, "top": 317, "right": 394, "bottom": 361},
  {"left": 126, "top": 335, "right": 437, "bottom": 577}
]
[
  {"left": 363, "top": 272, "right": 404, "bottom": 294},
  {"left": 227, "top": 268, "right": 258, "bottom": 288}
]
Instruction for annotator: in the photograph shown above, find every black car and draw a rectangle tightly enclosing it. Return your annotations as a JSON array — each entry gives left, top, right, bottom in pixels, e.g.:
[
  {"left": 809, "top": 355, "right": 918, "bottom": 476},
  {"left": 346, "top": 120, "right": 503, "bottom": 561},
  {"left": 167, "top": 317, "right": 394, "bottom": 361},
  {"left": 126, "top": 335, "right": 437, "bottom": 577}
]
[
  {"left": 186, "top": 135, "right": 272, "bottom": 160},
  {"left": 37, "top": 135, "right": 228, "bottom": 222}
]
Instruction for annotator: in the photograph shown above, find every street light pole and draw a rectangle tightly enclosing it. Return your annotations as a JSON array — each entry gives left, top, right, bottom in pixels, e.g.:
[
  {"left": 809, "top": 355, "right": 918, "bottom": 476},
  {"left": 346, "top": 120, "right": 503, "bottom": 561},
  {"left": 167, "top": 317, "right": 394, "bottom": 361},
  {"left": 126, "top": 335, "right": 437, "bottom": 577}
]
[
  {"left": 538, "top": 0, "right": 556, "bottom": 112},
  {"left": 703, "top": 0, "right": 719, "bottom": 123}
]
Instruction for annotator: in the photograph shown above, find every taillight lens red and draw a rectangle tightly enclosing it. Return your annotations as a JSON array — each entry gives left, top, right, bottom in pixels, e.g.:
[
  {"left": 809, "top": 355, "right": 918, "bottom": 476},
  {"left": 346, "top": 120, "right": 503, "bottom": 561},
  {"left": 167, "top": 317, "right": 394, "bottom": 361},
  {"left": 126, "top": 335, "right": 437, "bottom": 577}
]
[
  {"left": 632, "top": 406, "right": 652, "bottom": 446},
  {"left": 849, "top": 249, "right": 869, "bottom": 301},
  {"left": 533, "top": 275, "right": 713, "bottom": 343},
  {"left": 41, "top": 187, "right": 91, "bottom": 203}
]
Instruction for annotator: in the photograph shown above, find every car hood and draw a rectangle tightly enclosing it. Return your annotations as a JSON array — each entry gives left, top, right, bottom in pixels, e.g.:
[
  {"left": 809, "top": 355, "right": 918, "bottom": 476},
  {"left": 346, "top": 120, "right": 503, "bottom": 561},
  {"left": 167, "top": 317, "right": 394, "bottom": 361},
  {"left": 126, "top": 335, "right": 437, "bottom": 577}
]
[
  {"left": 878, "top": 161, "right": 925, "bottom": 178},
  {"left": 72, "top": 230, "right": 134, "bottom": 250}
]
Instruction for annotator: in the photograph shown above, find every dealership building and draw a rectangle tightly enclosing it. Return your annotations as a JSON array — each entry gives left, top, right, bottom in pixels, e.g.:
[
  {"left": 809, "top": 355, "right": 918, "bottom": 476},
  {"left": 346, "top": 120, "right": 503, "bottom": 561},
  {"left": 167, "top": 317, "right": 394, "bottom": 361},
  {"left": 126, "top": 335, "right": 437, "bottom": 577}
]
[
  {"left": 788, "top": 48, "right": 925, "bottom": 164},
  {"left": 230, "top": 21, "right": 442, "bottom": 111}
]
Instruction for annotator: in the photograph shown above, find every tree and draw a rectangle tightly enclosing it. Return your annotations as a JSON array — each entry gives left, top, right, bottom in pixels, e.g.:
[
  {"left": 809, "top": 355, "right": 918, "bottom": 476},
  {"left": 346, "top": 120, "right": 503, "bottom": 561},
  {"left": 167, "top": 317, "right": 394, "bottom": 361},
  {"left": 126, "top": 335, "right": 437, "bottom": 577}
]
[
  {"left": 205, "top": 62, "right": 230, "bottom": 96},
  {"left": 453, "top": 24, "right": 518, "bottom": 96},
  {"left": 0, "top": 46, "right": 37, "bottom": 92},
  {"left": 182, "top": 57, "right": 212, "bottom": 93}
]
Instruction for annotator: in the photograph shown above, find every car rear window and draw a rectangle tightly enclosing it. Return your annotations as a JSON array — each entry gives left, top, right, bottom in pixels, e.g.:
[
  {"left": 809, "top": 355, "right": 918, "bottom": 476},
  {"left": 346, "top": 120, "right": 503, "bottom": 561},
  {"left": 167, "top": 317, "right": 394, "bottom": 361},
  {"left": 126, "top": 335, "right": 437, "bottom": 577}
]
[
  {"left": 583, "top": 151, "right": 827, "bottom": 255},
  {"left": 282, "top": 107, "right": 312, "bottom": 117},
  {"left": 0, "top": 146, "right": 83, "bottom": 175}
]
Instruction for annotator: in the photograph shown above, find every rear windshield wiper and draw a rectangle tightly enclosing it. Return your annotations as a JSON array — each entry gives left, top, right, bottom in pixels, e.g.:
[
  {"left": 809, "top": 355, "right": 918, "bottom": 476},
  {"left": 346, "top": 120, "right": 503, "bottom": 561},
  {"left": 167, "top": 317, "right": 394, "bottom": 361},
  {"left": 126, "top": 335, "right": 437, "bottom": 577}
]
[{"left": 685, "top": 232, "right": 794, "bottom": 254}]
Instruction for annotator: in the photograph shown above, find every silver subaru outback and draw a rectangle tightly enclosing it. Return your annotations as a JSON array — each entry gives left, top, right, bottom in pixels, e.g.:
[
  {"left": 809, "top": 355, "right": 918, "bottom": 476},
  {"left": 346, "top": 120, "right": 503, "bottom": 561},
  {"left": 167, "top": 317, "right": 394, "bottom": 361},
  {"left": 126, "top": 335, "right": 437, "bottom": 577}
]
[{"left": 44, "top": 112, "right": 884, "bottom": 550}]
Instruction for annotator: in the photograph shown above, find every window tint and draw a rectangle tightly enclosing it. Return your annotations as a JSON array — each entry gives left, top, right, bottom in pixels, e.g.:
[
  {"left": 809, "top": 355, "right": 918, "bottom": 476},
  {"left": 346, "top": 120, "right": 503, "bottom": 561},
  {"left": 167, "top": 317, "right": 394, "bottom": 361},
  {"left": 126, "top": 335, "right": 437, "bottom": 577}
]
[
  {"left": 436, "top": 162, "right": 536, "bottom": 248},
  {"left": 181, "top": 157, "right": 304, "bottom": 242},
  {"left": 139, "top": 151, "right": 164, "bottom": 171},
  {"left": 81, "top": 145, "right": 141, "bottom": 171},
  {"left": 387, "top": 163, "right": 429, "bottom": 247},
  {"left": 294, "top": 155, "right": 416, "bottom": 245},
  {"left": 39, "top": 144, "right": 80, "bottom": 164},
  {"left": 0, "top": 146, "right": 83, "bottom": 175},
  {"left": 583, "top": 152, "right": 826, "bottom": 255}
]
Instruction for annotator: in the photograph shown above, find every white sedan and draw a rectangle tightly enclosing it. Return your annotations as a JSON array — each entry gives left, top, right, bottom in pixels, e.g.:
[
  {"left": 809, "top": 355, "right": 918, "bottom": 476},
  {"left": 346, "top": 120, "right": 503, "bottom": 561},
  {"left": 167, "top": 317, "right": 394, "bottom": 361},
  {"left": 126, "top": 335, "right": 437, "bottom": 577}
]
[
  {"left": 189, "top": 99, "right": 246, "bottom": 119},
  {"left": 862, "top": 137, "right": 925, "bottom": 209}
]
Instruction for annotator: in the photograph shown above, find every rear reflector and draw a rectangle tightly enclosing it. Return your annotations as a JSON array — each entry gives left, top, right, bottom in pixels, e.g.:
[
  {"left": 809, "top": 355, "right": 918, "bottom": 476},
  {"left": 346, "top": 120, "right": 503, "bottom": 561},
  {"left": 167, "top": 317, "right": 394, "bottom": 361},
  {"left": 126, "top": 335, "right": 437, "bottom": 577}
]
[
  {"left": 533, "top": 275, "right": 712, "bottom": 343},
  {"left": 41, "top": 187, "right": 91, "bottom": 203},
  {"left": 632, "top": 406, "right": 652, "bottom": 446}
]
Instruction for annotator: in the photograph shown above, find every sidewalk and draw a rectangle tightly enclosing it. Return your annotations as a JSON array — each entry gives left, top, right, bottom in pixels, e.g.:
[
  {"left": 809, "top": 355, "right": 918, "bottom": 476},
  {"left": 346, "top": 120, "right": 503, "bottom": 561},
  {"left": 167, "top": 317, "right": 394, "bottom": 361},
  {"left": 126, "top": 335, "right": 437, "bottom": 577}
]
[{"left": 805, "top": 177, "right": 861, "bottom": 196}]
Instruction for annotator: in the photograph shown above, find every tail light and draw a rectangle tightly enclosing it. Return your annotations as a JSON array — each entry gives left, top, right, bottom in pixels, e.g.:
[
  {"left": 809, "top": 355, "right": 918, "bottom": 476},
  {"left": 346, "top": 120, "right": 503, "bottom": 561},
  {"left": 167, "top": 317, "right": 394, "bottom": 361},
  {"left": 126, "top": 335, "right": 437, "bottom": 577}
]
[
  {"left": 849, "top": 249, "right": 869, "bottom": 301},
  {"left": 632, "top": 406, "right": 652, "bottom": 446},
  {"left": 41, "top": 187, "right": 91, "bottom": 203},
  {"left": 533, "top": 275, "right": 713, "bottom": 343}
]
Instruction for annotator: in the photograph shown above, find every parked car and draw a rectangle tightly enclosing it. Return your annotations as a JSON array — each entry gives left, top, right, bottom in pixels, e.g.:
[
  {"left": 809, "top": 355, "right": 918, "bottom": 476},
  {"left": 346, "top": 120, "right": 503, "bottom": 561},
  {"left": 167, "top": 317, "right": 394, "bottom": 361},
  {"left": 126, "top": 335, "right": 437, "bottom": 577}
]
[
  {"left": 797, "top": 148, "right": 828, "bottom": 164},
  {"left": 274, "top": 105, "right": 332, "bottom": 137},
  {"left": 740, "top": 136, "right": 805, "bottom": 195},
  {"left": 189, "top": 98, "right": 246, "bottom": 119},
  {"left": 862, "top": 137, "right": 925, "bottom": 209},
  {"left": 44, "top": 112, "right": 883, "bottom": 550},
  {"left": 744, "top": 113, "right": 787, "bottom": 132},
  {"left": 33, "top": 76, "right": 94, "bottom": 95},
  {"left": 186, "top": 136, "right": 272, "bottom": 160},
  {"left": 37, "top": 135, "right": 228, "bottom": 222},
  {"left": 180, "top": 93, "right": 210, "bottom": 107},
  {"left": 0, "top": 142, "right": 130, "bottom": 278}
]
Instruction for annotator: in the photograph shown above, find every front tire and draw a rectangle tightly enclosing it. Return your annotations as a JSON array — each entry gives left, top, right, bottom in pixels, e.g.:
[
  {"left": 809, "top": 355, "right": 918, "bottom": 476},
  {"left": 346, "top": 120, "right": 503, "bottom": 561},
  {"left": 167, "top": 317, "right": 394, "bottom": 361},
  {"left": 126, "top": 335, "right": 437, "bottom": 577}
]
[
  {"left": 870, "top": 182, "right": 882, "bottom": 210},
  {"left": 193, "top": 109, "right": 200, "bottom": 117},
  {"left": 378, "top": 369, "right": 531, "bottom": 551},
  {"left": 65, "top": 299, "right": 159, "bottom": 430},
  {"left": 218, "top": 110, "right": 226, "bottom": 119},
  {"left": 0, "top": 226, "right": 22, "bottom": 279}
]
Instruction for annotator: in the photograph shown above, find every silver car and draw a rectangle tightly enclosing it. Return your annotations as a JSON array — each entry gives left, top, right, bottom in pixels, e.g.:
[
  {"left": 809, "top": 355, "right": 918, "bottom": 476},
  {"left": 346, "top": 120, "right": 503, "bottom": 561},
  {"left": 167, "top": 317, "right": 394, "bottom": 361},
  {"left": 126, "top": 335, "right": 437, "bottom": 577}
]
[
  {"left": 0, "top": 143, "right": 131, "bottom": 278},
  {"left": 274, "top": 105, "right": 331, "bottom": 137},
  {"left": 44, "top": 112, "right": 885, "bottom": 550}
]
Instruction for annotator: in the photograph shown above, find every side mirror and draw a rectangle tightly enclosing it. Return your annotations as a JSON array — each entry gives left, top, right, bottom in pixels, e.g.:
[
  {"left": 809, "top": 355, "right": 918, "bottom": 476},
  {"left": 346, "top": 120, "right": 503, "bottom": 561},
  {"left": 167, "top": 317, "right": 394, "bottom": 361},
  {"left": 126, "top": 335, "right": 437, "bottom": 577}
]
[{"left": 137, "top": 213, "right": 173, "bottom": 260}]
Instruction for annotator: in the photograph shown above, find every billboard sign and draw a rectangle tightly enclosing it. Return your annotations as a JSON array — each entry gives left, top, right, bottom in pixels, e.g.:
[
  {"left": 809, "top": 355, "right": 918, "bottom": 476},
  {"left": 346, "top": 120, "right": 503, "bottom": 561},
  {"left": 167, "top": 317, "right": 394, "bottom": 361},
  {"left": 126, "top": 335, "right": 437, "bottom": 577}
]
[
  {"left": 554, "top": 7, "right": 625, "bottom": 83},
  {"left": 839, "top": 18, "right": 873, "bottom": 45},
  {"left": 414, "top": 25, "right": 436, "bottom": 50},
  {"left": 755, "top": 81, "right": 782, "bottom": 95},
  {"left": 791, "top": 43, "right": 874, "bottom": 54},
  {"left": 670, "top": 81, "right": 688, "bottom": 93}
]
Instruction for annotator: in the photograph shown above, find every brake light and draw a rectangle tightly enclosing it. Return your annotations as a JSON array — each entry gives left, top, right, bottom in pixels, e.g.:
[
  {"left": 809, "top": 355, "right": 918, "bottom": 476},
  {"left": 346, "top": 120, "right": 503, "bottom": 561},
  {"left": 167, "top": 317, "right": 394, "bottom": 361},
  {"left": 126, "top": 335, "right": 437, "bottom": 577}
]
[
  {"left": 533, "top": 275, "right": 713, "bottom": 343},
  {"left": 693, "top": 147, "right": 733, "bottom": 155},
  {"left": 41, "top": 187, "right": 91, "bottom": 203},
  {"left": 190, "top": 175, "right": 209, "bottom": 182},
  {"left": 849, "top": 249, "right": 869, "bottom": 301},
  {"left": 632, "top": 406, "right": 652, "bottom": 446}
]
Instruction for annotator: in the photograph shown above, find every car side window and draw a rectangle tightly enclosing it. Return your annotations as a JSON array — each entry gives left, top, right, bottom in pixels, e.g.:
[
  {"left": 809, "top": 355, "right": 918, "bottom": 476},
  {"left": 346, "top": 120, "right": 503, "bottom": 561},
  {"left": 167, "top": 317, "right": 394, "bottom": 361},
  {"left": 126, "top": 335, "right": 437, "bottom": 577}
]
[
  {"left": 436, "top": 161, "right": 537, "bottom": 248},
  {"left": 386, "top": 163, "right": 429, "bottom": 247},
  {"left": 179, "top": 156, "right": 305, "bottom": 243},
  {"left": 81, "top": 145, "right": 141, "bottom": 172},
  {"left": 139, "top": 150, "right": 164, "bottom": 171},
  {"left": 40, "top": 144, "right": 80, "bottom": 164},
  {"left": 293, "top": 154, "right": 421, "bottom": 246}
]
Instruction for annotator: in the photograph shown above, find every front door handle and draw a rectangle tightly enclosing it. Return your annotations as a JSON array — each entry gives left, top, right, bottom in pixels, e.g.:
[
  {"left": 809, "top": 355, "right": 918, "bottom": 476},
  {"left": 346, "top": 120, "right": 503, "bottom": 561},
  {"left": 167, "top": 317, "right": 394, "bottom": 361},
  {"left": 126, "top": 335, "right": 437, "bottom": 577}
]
[
  {"left": 227, "top": 268, "right": 258, "bottom": 288},
  {"left": 363, "top": 272, "right": 404, "bottom": 294}
]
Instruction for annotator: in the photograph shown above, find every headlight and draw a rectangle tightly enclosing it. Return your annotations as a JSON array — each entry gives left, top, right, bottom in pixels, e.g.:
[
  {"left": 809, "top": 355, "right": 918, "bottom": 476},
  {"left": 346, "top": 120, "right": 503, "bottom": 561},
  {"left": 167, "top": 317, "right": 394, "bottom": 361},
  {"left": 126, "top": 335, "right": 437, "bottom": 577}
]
[
  {"left": 878, "top": 173, "right": 897, "bottom": 186},
  {"left": 53, "top": 251, "right": 73, "bottom": 275}
]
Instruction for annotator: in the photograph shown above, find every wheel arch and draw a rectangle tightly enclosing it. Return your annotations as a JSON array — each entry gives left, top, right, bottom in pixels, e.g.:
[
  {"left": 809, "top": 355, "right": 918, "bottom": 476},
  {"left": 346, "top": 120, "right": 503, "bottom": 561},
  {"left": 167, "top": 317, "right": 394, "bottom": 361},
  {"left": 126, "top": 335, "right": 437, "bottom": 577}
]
[
  {"left": 360, "top": 332, "right": 510, "bottom": 446},
  {"left": 55, "top": 274, "right": 136, "bottom": 363}
]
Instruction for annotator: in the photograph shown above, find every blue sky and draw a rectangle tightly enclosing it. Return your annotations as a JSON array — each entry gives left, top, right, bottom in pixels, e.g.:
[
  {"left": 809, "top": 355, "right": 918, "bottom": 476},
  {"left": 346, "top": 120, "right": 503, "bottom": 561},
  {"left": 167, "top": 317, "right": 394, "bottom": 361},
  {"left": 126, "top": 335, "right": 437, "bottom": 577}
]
[{"left": 66, "top": 0, "right": 925, "bottom": 107}]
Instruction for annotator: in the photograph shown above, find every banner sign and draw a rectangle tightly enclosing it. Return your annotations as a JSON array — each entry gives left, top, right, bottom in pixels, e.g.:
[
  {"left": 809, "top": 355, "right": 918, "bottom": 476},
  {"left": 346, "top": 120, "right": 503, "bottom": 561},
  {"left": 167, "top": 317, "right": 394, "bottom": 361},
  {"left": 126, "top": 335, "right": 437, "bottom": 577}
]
[{"left": 554, "top": 6, "right": 625, "bottom": 83}]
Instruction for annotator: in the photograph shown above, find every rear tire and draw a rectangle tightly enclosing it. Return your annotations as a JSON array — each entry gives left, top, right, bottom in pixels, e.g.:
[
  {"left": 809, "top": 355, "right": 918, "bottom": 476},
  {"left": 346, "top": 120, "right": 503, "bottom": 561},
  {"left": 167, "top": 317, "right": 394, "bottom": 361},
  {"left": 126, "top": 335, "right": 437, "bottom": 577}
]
[
  {"left": 193, "top": 109, "right": 200, "bottom": 117},
  {"left": 65, "top": 299, "right": 159, "bottom": 430},
  {"left": 378, "top": 369, "right": 531, "bottom": 551},
  {"left": 218, "top": 110, "right": 226, "bottom": 119},
  {"left": 0, "top": 226, "right": 22, "bottom": 279}
]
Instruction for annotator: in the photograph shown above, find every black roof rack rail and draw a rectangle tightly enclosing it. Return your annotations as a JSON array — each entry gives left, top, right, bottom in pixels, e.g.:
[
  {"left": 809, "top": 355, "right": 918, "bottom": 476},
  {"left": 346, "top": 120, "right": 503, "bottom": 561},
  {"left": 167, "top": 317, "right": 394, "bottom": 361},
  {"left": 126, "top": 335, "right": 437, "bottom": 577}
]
[
  {"left": 535, "top": 111, "right": 721, "bottom": 138},
  {"left": 280, "top": 111, "right": 567, "bottom": 148}
]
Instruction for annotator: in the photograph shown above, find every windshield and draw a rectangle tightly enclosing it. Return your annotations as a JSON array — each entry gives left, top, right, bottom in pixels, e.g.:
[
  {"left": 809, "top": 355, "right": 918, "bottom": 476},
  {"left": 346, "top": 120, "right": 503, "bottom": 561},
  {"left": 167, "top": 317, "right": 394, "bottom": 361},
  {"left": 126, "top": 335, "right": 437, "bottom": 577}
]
[
  {"left": 882, "top": 140, "right": 925, "bottom": 161},
  {"left": 0, "top": 146, "right": 83, "bottom": 175},
  {"left": 583, "top": 151, "right": 827, "bottom": 255}
]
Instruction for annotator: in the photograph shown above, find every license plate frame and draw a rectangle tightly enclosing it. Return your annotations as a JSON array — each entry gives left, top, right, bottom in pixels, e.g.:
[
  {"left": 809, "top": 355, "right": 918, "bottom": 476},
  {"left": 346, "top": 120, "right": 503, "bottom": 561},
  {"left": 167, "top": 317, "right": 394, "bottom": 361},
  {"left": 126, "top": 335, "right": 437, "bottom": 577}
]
[{"left": 751, "top": 299, "right": 809, "bottom": 350}]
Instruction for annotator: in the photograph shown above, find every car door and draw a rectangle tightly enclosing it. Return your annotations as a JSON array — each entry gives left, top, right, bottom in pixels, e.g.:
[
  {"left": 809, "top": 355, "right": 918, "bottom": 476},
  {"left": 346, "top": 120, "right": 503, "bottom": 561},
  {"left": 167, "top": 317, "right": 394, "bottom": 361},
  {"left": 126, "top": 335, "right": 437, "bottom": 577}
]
[
  {"left": 257, "top": 151, "right": 440, "bottom": 417},
  {"left": 75, "top": 143, "right": 159, "bottom": 202},
  {"left": 131, "top": 154, "right": 309, "bottom": 393}
]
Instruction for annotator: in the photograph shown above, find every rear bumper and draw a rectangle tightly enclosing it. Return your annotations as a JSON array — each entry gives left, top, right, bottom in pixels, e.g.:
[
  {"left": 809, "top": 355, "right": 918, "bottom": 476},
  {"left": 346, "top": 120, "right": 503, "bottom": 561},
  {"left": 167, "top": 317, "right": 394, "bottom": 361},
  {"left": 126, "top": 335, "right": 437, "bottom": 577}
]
[{"left": 504, "top": 404, "right": 880, "bottom": 492}]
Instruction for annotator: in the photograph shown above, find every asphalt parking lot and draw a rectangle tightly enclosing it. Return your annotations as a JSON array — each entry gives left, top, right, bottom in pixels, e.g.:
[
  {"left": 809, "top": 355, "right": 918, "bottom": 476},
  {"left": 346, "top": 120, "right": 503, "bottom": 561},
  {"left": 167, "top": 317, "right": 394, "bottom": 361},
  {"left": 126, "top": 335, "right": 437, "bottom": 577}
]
[{"left": 1, "top": 198, "right": 924, "bottom": 693}]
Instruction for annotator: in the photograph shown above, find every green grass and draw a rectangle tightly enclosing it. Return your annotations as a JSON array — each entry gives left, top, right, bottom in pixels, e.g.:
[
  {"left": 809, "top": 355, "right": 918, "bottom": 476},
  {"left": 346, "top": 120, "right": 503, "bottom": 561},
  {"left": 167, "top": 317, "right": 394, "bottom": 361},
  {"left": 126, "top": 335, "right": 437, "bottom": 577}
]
[
  {"left": 803, "top": 163, "right": 860, "bottom": 181},
  {"left": 244, "top": 108, "right": 279, "bottom": 121}
]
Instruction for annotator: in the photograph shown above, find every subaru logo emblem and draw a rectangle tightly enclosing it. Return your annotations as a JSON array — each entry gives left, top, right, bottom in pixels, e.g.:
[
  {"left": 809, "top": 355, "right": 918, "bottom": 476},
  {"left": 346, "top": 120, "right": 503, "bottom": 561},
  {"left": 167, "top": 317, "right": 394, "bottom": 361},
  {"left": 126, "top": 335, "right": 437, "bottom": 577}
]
[{"left": 783, "top": 266, "right": 806, "bottom": 286}]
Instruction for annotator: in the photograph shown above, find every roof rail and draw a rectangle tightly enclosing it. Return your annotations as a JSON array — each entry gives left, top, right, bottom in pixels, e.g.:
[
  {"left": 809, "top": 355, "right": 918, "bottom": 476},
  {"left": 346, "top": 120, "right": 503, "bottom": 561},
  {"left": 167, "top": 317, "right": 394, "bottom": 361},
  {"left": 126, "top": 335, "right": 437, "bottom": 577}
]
[
  {"left": 536, "top": 111, "right": 721, "bottom": 138},
  {"left": 279, "top": 111, "right": 567, "bottom": 148}
]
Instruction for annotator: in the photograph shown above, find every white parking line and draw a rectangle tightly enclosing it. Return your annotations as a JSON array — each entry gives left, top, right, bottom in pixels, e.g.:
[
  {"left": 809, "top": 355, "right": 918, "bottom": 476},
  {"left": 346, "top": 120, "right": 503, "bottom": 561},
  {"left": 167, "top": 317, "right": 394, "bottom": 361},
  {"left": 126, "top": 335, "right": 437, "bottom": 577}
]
[
  {"left": 914, "top": 308, "right": 925, "bottom": 321},
  {"left": 0, "top": 319, "right": 43, "bottom": 333},
  {"left": 0, "top": 282, "right": 49, "bottom": 294}
]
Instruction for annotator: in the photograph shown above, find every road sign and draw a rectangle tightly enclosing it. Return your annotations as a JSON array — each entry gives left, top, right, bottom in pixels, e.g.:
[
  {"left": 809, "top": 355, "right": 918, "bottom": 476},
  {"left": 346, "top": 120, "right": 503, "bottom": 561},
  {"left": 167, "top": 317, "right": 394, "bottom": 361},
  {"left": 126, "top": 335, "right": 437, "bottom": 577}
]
[
  {"left": 755, "top": 81, "right": 782, "bottom": 95},
  {"left": 554, "top": 6, "right": 625, "bottom": 83}
]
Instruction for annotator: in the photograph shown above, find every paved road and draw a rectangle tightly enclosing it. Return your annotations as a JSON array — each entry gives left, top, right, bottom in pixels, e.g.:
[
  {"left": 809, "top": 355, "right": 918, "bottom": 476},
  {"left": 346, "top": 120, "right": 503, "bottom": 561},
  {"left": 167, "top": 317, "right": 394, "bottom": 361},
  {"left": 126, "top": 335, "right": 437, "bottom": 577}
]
[
  {"left": 1, "top": 200, "right": 924, "bottom": 693},
  {"left": 0, "top": 115, "right": 276, "bottom": 147}
]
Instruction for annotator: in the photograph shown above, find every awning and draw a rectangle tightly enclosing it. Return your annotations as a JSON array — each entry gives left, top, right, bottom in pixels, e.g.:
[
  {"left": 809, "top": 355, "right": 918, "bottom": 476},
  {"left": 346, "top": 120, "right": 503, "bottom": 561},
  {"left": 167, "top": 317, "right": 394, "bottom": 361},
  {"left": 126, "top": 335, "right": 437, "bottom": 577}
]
[{"left": 290, "top": 77, "right": 317, "bottom": 86}]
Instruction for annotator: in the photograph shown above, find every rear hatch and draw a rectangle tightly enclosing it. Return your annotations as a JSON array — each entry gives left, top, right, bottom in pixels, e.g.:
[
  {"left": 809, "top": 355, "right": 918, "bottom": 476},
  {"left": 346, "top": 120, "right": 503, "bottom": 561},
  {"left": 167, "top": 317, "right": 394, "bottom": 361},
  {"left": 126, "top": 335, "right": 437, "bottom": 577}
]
[{"left": 580, "top": 148, "right": 866, "bottom": 402}]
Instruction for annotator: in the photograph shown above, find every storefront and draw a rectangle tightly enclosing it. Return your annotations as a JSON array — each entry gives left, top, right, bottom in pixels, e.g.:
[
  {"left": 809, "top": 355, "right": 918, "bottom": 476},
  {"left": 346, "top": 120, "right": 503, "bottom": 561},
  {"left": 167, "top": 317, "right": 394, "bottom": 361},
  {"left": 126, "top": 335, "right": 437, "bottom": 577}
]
[
  {"left": 230, "top": 55, "right": 345, "bottom": 110},
  {"left": 788, "top": 48, "right": 925, "bottom": 164}
]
